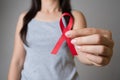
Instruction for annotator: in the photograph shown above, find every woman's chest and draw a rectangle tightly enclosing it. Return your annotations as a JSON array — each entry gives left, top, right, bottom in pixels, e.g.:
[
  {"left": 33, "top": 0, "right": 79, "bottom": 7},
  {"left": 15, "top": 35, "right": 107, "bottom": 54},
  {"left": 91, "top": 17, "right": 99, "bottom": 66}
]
[{"left": 26, "top": 20, "right": 62, "bottom": 47}]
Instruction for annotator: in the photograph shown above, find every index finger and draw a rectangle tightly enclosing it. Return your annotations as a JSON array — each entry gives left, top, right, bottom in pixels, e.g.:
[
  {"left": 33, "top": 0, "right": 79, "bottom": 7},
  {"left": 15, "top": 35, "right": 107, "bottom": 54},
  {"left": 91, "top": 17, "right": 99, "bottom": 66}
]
[{"left": 65, "top": 28, "right": 112, "bottom": 39}]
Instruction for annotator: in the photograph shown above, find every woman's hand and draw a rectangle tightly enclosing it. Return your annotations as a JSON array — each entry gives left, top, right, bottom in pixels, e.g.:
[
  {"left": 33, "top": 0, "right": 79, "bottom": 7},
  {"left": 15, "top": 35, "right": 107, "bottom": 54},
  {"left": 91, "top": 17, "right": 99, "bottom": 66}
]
[{"left": 65, "top": 28, "right": 114, "bottom": 66}]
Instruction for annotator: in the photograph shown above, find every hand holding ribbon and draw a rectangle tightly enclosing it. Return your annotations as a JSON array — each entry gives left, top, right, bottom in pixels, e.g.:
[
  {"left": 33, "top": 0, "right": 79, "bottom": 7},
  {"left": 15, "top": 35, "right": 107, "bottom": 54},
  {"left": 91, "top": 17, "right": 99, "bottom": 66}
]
[{"left": 51, "top": 13, "right": 77, "bottom": 56}]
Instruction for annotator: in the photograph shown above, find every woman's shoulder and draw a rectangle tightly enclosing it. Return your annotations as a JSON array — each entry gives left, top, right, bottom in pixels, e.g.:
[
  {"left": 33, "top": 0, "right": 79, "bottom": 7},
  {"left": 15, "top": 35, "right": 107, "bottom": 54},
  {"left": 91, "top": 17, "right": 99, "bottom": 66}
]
[
  {"left": 71, "top": 9, "right": 84, "bottom": 17},
  {"left": 16, "top": 11, "right": 28, "bottom": 34},
  {"left": 18, "top": 11, "right": 28, "bottom": 20},
  {"left": 71, "top": 9, "right": 86, "bottom": 22},
  {"left": 71, "top": 9, "right": 87, "bottom": 29}
]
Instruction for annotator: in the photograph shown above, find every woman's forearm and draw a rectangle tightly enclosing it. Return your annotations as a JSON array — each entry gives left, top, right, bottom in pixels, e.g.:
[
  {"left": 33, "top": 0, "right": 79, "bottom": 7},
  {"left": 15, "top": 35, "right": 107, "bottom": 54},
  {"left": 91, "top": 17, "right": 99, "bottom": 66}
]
[{"left": 8, "top": 62, "right": 23, "bottom": 80}]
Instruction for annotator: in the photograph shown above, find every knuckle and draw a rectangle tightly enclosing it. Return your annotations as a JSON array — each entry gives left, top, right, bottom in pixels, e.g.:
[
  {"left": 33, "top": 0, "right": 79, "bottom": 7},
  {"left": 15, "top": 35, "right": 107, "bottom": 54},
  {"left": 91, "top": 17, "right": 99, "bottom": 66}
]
[
  {"left": 96, "top": 58, "right": 109, "bottom": 67},
  {"left": 88, "top": 28, "right": 97, "bottom": 34},
  {"left": 106, "top": 30, "right": 112, "bottom": 39},
  {"left": 99, "top": 46, "right": 106, "bottom": 54},
  {"left": 76, "top": 38, "right": 80, "bottom": 44},
  {"left": 103, "top": 59, "right": 110, "bottom": 66},
  {"left": 108, "top": 49, "right": 113, "bottom": 57},
  {"left": 107, "top": 30, "right": 112, "bottom": 36},
  {"left": 74, "top": 30, "right": 79, "bottom": 37},
  {"left": 98, "top": 57, "right": 104, "bottom": 64},
  {"left": 71, "top": 30, "right": 76, "bottom": 36},
  {"left": 111, "top": 40, "right": 115, "bottom": 48},
  {"left": 98, "top": 57, "right": 110, "bottom": 66},
  {"left": 95, "top": 34, "right": 102, "bottom": 44}
]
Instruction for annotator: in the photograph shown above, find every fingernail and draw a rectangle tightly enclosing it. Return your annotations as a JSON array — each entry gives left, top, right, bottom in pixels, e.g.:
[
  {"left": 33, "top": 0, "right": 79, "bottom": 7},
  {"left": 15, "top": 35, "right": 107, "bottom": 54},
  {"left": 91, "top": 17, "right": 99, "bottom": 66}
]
[
  {"left": 65, "top": 31, "right": 71, "bottom": 37},
  {"left": 71, "top": 39, "right": 76, "bottom": 44}
]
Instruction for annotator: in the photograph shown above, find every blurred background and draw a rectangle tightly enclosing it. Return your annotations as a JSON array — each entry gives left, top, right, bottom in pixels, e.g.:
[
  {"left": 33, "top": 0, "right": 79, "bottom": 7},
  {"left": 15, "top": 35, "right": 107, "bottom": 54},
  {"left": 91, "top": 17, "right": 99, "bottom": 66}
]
[{"left": 0, "top": 0, "right": 120, "bottom": 80}]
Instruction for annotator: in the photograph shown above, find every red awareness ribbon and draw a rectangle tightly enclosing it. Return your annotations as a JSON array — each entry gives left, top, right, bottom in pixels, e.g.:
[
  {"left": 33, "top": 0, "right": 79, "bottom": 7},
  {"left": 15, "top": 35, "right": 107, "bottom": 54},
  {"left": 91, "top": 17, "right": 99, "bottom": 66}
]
[{"left": 51, "top": 13, "right": 77, "bottom": 56}]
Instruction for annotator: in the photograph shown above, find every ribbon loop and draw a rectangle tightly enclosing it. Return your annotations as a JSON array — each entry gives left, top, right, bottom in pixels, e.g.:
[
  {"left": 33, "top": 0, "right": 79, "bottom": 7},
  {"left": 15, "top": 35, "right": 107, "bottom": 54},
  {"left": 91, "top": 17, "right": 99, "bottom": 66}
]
[{"left": 51, "top": 13, "right": 77, "bottom": 56}]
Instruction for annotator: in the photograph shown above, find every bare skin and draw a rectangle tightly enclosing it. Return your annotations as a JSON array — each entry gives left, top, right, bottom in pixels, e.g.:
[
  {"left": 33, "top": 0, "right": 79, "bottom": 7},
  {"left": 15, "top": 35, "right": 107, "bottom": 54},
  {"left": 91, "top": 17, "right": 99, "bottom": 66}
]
[
  {"left": 8, "top": 0, "right": 114, "bottom": 79},
  {"left": 68, "top": 11, "right": 114, "bottom": 66},
  {"left": 8, "top": 12, "right": 26, "bottom": 80}
]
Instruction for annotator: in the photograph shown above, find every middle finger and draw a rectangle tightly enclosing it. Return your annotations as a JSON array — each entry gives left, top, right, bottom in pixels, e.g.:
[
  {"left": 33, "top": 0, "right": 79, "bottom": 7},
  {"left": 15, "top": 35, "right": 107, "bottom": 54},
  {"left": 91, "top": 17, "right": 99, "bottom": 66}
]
[{"left": 71, "top": 34, "right": 113, "bottom": 48}]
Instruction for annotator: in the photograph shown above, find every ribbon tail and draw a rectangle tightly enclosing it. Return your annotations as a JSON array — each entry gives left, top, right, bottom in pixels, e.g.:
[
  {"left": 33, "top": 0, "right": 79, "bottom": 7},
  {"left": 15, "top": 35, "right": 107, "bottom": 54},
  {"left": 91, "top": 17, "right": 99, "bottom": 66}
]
[
  {"left": 65, "top": 36, "right": 77, "bottom": 55},
  {"left": 51, "top": 35, "right": 65, "bottom": 54}
]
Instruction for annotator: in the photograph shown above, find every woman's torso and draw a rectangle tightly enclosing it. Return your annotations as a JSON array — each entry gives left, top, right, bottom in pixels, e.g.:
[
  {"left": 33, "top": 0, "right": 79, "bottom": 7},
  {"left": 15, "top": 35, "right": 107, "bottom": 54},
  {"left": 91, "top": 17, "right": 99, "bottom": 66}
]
[{"left": 21, "top": 13, "right": 80, "bottom": 80}]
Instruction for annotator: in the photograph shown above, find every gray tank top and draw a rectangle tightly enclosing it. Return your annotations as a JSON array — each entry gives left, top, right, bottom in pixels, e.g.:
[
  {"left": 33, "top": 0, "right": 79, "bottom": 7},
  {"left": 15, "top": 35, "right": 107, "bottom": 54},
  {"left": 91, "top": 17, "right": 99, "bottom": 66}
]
[{"left": 21, "top": 17, "right": 80, "bottom": 80}]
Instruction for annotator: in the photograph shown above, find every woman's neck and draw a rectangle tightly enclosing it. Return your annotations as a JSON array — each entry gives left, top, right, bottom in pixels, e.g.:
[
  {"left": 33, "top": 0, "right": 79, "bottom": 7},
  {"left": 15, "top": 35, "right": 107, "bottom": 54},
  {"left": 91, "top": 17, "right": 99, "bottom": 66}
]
[{"left": 41, "top": 0, "right": 60, "bottom": 13}]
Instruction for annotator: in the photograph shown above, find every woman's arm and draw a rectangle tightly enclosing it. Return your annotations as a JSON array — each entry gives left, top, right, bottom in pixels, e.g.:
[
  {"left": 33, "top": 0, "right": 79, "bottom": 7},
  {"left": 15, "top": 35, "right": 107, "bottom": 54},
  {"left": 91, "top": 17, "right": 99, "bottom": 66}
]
[{"left": 8, "top": 12, "right": 26, "bottom": 80}]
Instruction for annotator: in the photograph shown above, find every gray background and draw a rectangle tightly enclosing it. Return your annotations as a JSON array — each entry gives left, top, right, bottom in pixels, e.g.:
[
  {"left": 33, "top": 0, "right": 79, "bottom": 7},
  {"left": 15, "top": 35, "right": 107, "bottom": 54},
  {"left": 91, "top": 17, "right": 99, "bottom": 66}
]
[{"left": 0, "top": 0, "right": 120, "bottom": 80}]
